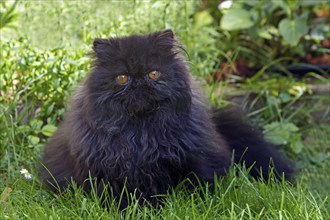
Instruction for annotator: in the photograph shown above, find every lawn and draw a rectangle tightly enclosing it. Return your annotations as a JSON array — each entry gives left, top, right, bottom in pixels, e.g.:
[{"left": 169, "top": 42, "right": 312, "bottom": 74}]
[{"left": 1, "top": 1, "right": 329, "bottom": 219}]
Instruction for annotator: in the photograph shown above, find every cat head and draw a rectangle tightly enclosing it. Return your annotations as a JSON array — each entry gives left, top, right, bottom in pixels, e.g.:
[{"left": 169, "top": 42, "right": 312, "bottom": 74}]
[{"left": 86, "top": 30, "right": 192, "bottom": 118}]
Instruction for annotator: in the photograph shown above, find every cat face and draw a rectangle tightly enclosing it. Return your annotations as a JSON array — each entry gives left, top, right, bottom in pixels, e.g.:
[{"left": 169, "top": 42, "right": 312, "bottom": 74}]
[{"left": 87, "top": 30, "right": 191, "bottom": 117}]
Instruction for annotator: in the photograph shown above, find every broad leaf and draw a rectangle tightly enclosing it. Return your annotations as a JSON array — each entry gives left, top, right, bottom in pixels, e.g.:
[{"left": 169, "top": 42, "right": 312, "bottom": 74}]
[
  {"left": 278, "top": 16, "right": 308, "bottom": 46},
  {"left": 220, "top": 8, "right": 254, "bottom": 31},
  {"left": 194, "top": 10, "right": 213, "bottom": 28},
  {"left": 28, "top": 135, "right": 40, "bottom": 145},
  {"left": 289, "top": 134, "right": 304, "bottom": 154},
  {"left": 41, "top": 124, "right": 57, "bottom": 137},
  {"left": 264, "top": 122, "right": 299, "bottom": 145}
]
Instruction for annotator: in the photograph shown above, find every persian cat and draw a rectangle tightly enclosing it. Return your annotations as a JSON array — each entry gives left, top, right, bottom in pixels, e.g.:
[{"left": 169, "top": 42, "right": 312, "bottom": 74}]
[{"left": 41, "top": 29, "right": 293, "bottom": 207}]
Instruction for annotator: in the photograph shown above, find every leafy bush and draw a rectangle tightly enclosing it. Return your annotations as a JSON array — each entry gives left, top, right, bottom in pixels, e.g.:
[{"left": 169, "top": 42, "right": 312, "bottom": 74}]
[
  {"left": 211, "top": 0, "right": 330, "bottom": 67},
  {"left": 0, "top": 38, "right": 89, "bottom": 178}
]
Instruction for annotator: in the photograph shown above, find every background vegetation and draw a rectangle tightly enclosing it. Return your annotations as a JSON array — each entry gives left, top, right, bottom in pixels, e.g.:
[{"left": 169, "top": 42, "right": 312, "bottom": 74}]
[{"left": 1, "top": 0, "right": 329, "bottom": 219}]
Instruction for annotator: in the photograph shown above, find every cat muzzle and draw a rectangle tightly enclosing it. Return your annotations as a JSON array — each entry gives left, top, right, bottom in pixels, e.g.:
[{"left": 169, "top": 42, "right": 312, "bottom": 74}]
[{"left": 125, "top": 103, "right": 161, "bottom": 117}]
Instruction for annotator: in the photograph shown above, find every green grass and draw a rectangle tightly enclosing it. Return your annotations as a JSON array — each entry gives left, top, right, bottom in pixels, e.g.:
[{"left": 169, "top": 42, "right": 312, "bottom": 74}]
[
  {"left": 1, "top": 0, "right": 329, "bottom": 219},
  {"left": 1, "top": 164, "right": 329, "bottom": 219}
]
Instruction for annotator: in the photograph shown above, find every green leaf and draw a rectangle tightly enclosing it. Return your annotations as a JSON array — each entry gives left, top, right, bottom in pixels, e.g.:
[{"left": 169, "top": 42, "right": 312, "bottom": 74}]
[
  {"left": 220, "top": 8, "right": 254, "bottom": 31},
  {"left": 283, "top": 123, "right": 299, "bottom": 132},
  {"left": 289, "top": 134, "right": 304, "bottom": 154},
  {"left": 264, "top": 121, "right": 304, "bottom": 154},
  {"left": 30, "top": 119, "right": 43, "bottom": 131},
  {"left": 279, "top": 92, "right": 292, "bottom": 103},
  {"left": 264, "top": 124, "right": 290, "bottom": 145},
  {"left": 257, "top": 28, "right": 272, "bottom": 40},
  {"left": 17, "top": 125, "right": 31, "bottom": 133},
  {"left": 46, "top": 103, "right": 55, "bottom": 115},
  {"left": 194, "top": 10, "right": 213, "bottom": 29},
  {"left": 41, "top": 124, "right": 57, "bottom": 137},
  {"left": 278, "top": 16, "right": 308, "bottom": 46},
  {"left": 28, "top": 135, "right": 40, "bottom": 145},
  {"left": 264, "top": 122, "right": 299, "bottom": 145},
  {"left": 271, "top": 0, "right": 299, "bottom": 16}
]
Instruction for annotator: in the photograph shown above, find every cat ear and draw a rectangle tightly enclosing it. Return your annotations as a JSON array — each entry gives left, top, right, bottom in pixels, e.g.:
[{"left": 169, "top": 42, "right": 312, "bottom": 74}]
[
  {"left": 93, "top": 38, "right": 109, "bottom": 54},
  {"left": 160, "top": 29, "right": 174, "bottom": 39},
  {"left": 152, "top": 29, "right": 180, "bottom": 56}
]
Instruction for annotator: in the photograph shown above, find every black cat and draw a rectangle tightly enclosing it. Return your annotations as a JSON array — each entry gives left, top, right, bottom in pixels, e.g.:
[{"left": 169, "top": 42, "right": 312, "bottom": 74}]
[{"left": 41, "top": 29, "right": 293, "bottom": 207}]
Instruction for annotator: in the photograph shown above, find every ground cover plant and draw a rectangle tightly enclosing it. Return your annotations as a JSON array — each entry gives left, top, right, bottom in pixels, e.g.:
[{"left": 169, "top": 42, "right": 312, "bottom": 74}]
[
  {"left": 203, "top": 0, "right": 330, "bottom": 78},
  {"left": 1, "top": 0, "right": 329, "bottom": 219}
]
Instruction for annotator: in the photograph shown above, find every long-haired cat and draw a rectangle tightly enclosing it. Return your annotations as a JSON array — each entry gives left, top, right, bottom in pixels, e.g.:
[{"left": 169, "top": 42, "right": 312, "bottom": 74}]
[{"left": 41, "top": 29, "right": 293, "bottom": 207}]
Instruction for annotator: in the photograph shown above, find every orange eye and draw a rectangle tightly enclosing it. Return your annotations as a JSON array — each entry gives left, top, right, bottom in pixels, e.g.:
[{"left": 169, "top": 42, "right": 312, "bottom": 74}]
[
  {"left": 116, "top": 74, "right": 129, "bottom": 85},
  {"left": 148, "top": 70, "right": 160, "bottom": 80}
]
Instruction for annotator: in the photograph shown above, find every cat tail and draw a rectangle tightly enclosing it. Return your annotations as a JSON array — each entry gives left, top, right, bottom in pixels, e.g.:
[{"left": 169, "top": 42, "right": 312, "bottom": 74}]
[{"left": 212, "top": 107, "right": 295, "bottom": 181}]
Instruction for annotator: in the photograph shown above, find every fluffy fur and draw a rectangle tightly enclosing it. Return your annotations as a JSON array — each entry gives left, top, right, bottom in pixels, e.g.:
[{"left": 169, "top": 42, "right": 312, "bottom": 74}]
[{"left": 41, "top": 30, "right": 293, "bottom": 207}]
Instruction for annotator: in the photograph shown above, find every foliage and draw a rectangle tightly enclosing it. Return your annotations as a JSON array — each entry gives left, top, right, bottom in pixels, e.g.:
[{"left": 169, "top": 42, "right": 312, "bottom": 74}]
[
  {"left": 215, "top": 0, "right": 329, "bottom": 67},
  {"left": 241, "top": 74, "right": 329, "bottom": 155},
  {"left": 264, "top": 121, "right": 304, "bottom": 154},
  {"left": 0, "top": 38, "right": 89, "bottom": 179}
]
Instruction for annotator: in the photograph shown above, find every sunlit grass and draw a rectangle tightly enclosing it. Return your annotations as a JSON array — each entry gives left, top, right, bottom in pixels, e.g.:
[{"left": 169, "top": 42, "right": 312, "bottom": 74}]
[{"left": 1, "top": 163, "right": 329, "bottom": 219}]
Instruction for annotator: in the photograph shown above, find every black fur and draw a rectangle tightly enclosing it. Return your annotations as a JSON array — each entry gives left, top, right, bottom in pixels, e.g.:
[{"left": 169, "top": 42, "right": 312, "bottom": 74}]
[
  {"left": 40, "top": 30, "right": 293, "bottom": 208},
  {"left": 213, "top": 108, "right": 294, "bottom": 180}
]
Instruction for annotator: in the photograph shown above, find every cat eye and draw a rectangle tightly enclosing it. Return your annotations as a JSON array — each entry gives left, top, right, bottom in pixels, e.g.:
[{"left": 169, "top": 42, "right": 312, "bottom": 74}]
[
  {"left": 116, "top": 74, "right": 129, "bottom": 85},
  {"left": 148, "top": 70, "right": 160, "bottom": 80}
]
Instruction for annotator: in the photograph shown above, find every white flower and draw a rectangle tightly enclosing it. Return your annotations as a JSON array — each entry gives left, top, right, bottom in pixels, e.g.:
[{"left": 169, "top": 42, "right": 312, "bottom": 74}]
[
  {"left": 218, "top": 0, "right": 233, "bottom": 10},
  {"left": 20, "top": 168, "right": 32, "bottom": 179}
]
